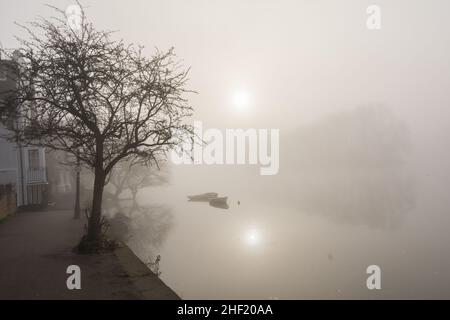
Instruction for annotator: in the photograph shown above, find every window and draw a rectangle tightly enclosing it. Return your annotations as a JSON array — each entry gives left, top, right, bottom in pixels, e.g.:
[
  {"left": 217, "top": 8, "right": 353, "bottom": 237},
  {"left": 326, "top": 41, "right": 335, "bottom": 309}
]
[{"left": 28, "top": 149, "right": 40, "bottom": 169}]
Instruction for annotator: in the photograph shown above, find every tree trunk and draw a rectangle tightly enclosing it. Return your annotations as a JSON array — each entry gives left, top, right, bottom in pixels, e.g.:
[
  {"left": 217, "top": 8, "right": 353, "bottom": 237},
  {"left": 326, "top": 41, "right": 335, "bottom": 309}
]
[
  {"left": 87, "top": 165, "right": 106, "bottom": 242},
  {"left": 87, "top": 141, "right": 106, "bottom": 242}
]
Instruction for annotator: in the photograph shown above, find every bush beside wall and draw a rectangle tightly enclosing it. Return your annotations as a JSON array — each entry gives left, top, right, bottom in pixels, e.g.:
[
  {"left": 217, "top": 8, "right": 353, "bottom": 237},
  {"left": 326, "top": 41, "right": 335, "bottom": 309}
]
[{"left": 0, "top": 184, "right": 16, "bottom": 220}]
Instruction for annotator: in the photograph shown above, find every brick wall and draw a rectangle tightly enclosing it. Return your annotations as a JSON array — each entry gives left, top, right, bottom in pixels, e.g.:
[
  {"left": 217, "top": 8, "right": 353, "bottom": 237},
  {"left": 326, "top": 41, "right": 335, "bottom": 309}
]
[{"left": 0, "top": 184, "right": 16, "bottom": 220}]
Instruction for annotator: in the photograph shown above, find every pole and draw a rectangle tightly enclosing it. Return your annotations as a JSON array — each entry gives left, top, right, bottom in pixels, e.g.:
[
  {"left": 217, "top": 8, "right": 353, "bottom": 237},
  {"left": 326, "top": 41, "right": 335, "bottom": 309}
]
[{"left": 74, "top": 152, "right": 80, "bottom": 219}]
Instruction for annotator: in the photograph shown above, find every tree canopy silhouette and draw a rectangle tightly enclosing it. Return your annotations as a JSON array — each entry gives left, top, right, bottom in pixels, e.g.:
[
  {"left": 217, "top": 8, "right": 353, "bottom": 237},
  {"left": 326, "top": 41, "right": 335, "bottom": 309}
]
[{"left": 0, "top": 4, "right": 194, "bottom": 248}]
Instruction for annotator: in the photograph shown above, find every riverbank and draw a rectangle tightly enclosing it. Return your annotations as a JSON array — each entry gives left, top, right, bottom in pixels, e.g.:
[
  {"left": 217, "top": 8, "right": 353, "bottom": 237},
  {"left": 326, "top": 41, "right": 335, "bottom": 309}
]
[{"left": 0, "top": 208, "right": 179, "bottom": 299}]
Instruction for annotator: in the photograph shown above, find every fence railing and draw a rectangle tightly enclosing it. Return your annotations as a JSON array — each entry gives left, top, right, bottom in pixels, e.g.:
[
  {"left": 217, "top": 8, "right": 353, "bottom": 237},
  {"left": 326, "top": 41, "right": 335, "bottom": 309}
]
[{"left": 25, "top": 167, "right": 47, "bottom": 184}]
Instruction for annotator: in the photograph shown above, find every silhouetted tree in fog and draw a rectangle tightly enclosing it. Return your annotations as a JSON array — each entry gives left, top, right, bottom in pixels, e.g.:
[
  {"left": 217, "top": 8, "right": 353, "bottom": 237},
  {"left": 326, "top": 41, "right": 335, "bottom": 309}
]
[
  {"left": 0, "top": 4, "right": 194, "bottom": 250},
  {"left": 107, "top": 159, "right": 170, "bottom": 214}
]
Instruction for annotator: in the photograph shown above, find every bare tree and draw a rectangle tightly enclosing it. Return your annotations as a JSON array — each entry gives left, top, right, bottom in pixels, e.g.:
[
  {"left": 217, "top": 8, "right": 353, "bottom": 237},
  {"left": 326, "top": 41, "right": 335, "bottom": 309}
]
[
  {"left": 0, "top": 4, "right": 194, "bottom": 249},
  {"left": 105, "top": 158, "right": 170, "bottom": 216}
]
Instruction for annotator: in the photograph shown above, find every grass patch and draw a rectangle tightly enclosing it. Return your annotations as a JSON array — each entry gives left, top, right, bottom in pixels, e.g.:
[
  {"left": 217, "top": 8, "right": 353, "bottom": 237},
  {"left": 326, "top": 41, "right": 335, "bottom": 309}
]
[
  {"left": 74, "top": 235, "right": 119, "bottom": 254},
  {"left": 0, "top": 212, "right": 15, "bottom": 224}
]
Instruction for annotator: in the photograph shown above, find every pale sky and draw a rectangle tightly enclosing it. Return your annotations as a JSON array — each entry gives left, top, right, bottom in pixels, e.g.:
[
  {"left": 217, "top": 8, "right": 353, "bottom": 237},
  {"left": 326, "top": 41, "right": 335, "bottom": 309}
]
[{"left": 1, "top": 0, "right": 450, "bottom": 133}]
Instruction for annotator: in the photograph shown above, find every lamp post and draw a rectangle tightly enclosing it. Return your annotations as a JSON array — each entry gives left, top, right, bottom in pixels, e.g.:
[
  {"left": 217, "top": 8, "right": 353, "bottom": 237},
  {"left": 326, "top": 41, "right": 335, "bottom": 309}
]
[{"left": 74, "top": 151, "right": 81, "bottom": 219}]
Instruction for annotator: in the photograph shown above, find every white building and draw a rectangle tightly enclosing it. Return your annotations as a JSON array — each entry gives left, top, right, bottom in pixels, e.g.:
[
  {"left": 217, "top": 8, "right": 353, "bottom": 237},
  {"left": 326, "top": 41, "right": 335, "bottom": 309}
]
[{"left": 0, "top": 56, "right": 48, "bottom": 208}]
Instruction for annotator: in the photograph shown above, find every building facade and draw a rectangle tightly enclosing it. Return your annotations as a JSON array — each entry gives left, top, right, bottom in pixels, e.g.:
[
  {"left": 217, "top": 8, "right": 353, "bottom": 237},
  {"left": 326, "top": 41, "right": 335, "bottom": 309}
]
[{"left": 0, "top": 55, "right": 48, "bottom": 209}]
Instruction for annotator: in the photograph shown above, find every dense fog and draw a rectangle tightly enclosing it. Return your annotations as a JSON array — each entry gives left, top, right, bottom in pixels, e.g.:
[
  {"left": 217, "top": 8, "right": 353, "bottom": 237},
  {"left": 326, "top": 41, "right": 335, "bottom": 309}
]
[{"left": 1, "top": 0, "right": 449, "bottom": 298}]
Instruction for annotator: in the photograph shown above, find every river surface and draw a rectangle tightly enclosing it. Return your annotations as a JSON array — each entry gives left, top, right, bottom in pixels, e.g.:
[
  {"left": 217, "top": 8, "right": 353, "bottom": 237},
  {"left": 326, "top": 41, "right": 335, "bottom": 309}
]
[{"left": 132, "top": 162, "right": 450, "bottom": 299}]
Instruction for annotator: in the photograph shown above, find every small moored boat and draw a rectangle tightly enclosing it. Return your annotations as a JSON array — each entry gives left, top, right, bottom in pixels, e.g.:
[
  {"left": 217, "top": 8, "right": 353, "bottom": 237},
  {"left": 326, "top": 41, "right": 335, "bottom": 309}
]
[
  {"left": 187, "top": 192, "right": 219, "bottom": 202},
  {"left": 209, "top": 197, "right": 229, "bottom": 209}
]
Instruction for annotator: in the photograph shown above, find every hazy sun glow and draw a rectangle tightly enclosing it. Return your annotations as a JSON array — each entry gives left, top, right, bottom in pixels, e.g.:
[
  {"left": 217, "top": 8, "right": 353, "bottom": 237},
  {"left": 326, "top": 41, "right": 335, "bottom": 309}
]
[
  {"left": 245, "top": 228, "right": 260, "bottom": 246},
  {"left": 232, "top": 90, "right": 251, "bottom": 113}
]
